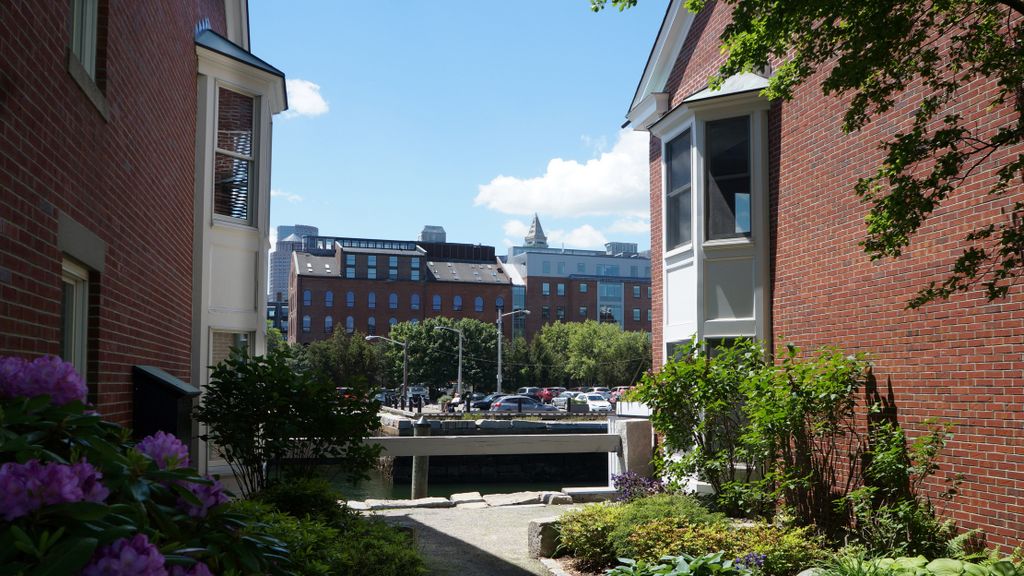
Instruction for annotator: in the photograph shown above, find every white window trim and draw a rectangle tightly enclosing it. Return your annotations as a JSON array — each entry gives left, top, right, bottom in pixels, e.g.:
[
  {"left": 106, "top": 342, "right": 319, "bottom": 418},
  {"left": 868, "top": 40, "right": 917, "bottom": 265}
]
[
  {"left": 211, "top": 83, "right": 260, "bottom": 228},
  {"left": 61, "top": 259, "right": 90, "bottom": 381}
]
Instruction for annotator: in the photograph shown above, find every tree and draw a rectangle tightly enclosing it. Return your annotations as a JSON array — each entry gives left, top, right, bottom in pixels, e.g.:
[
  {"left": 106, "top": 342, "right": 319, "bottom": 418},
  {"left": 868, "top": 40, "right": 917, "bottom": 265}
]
[
  {"left": 385, "top": 318, "right": 498, "bottom": 393},
  {"left": 593, "top": 0, "right": 1024, "bottom": 308},
  {"left": 295, "top": 329, "right": 389, "bottom": 391}
]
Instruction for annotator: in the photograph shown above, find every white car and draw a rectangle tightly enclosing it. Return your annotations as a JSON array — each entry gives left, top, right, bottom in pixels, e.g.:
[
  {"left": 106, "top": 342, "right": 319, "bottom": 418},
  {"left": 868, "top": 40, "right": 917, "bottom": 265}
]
[
  {"left": 552, "top": 391, "right": 577, "bottom": 410},
  {"left": 584, "top": 393, "right": 612, "bottom": 413}
]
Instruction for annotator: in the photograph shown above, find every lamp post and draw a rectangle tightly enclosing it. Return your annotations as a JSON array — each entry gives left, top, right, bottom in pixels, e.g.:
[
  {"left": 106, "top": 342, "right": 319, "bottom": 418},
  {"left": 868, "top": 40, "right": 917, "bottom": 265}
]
[
  {"left": 365, "top": 335, "right": 408, "bottom": 402},
  {"left": 496, "top": 309, "right": 529, "bottom": 394},
  {"left": 433, "top": 325, "right": 463, "bottom": 396}
]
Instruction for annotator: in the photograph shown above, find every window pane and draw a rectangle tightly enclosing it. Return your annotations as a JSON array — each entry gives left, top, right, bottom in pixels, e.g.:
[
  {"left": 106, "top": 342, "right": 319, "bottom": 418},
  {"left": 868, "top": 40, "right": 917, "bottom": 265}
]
[
  {"left": 217, "top": 88, "right": 254, "bottom": 156},
  {"left": 706, "top": 116, "right": 751, "bottom": 240},
  {"left": 666, "top": 130, "right": 692, "bottom": 249},
  {"left": 214, "top": 153, "right": 252, "bottom": 221}
]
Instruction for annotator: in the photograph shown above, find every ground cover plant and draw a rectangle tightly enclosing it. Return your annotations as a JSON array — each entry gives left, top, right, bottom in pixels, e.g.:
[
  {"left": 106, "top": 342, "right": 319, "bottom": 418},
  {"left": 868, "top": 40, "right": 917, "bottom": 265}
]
[{"left": 0, "top": 355, "right": 287, "bottom": 575}]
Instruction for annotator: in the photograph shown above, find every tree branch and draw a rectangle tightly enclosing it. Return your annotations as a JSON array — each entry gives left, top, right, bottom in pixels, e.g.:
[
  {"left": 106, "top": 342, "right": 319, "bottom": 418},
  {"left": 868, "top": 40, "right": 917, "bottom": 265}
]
[{"left": 997, "top": 0, "right": 1024, "bottom": 17}]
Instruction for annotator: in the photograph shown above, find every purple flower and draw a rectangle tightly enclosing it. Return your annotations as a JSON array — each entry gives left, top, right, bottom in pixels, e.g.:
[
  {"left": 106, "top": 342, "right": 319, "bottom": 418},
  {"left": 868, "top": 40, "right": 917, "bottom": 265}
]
[
  {"left": 177, "top": 476, "right": 228, "bottom": 518},
  {"left": 169, "top": 562, "right": 213, "bottom": 576},
  {"left": 612, "top": 471, "right": 665, "bottom": 502},
  {"left": 0, "top": 459, "right": 108, "bottom": 521},
  {"left": 0, "top": 355, "right": 87, "bottom": 405},
  {"left": 735, "top": 552, "right": 767, "bottom": 570},
  {"left": 81, "top": 534, "right": 167, "bottom": 576},
  {"left": 136, "top": 431, "right": 190, "bottom": 469}
]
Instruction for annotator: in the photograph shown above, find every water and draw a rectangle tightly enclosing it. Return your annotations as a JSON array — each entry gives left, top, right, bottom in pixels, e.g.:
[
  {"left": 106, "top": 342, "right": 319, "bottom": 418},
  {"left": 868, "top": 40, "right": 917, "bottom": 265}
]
[{"left": 332, "top": 467, "right": 569, "bottom": 500}]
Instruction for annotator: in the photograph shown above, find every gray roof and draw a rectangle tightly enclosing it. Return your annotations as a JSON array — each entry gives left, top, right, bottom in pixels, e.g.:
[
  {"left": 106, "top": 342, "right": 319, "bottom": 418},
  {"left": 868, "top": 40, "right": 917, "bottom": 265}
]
[
  {"left": 342, "top": 246, "right": 423, "bottom": 256},
  {"left": 426, "top": 260, "right": 509, "bottom": 284},
  {"left": 195, "top": 28, "right": 286, "bottom": 81},
  {"left": 294, "top": 252, "right": 336, "bottom": 277},
  {"left": 281, "top": 233, "right": 302, "bottom": 242}
]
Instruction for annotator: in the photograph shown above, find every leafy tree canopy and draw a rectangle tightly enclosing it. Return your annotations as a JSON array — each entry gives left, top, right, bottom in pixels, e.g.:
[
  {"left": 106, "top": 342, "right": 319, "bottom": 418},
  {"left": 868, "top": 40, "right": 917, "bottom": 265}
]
[{"left": 594, "top": 0, "right": 1024, "bottom": 307}]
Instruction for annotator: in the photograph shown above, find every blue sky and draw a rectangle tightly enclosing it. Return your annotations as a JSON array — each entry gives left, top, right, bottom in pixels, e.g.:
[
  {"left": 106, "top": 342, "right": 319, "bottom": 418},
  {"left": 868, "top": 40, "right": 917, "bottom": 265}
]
[{"left": 249, "top": 1, "right": 667, "bottom": 254}]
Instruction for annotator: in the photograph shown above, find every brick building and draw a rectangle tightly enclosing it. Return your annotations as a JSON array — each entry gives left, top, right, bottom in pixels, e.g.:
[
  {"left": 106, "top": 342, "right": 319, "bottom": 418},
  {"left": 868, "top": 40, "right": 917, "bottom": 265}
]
[
  {"left": 0, "top": 0, "right": 286, "bottom": 473},
  {"left": 288, "top": 235, "right": 512, "bottom": 343},
  {"left": 503, "top": 215, "right": 653, "bottom": 339},
  {"left": 628, "top": 0, "right": 1024, "bottom": 546}
]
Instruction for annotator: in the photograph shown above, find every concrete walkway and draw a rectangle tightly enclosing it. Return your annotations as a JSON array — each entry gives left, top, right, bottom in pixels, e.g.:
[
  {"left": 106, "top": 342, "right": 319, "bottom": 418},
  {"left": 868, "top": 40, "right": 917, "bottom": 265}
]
[{"left": 375, "top": 503, "right": 579, "bottom": 576}]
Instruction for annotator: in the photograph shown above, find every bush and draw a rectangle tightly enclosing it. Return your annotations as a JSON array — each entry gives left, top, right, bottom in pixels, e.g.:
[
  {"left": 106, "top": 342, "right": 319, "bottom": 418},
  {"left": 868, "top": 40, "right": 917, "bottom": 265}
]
[
  {"left": 557, "top": 502, "right": 627, "bottom": 570},
  {"left": 0, "top": 355, "right": 286, "bottom": 575},
  {"left": 622, "top": 521, "right": 826, "bottom": 576},
  {"left": 257, "top": 477, "right": 355, "bottom": 529},
  {"left": 609, "top": 494, "right": 726, "bottom": 555},
  {"left": 233, "top": 499, "right": 427, "bottom": 576},
  {"left": 613, "top": 471, "right": 667, "bottom": 502},
  {"left": 818, "top": 551, "right": 1024, "bottom": 576},
  {"left": 192, "top": 346, "right": 381, "bottom": 497},
  {"left": 608, "top": 551, "right": 754, "bottom": 576}
]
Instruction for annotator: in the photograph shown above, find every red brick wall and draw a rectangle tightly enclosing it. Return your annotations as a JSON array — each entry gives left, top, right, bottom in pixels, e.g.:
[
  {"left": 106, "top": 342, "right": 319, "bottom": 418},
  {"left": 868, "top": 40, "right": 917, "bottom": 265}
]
[
  {"left": 649, "top": 1, "right": 1024, "bottom": 547},
  {"left": 0, "top": 0, "right": 227, "bottom": 425},
  {"left": 522, "top": 277, "right": 652, "bottom": 339}
]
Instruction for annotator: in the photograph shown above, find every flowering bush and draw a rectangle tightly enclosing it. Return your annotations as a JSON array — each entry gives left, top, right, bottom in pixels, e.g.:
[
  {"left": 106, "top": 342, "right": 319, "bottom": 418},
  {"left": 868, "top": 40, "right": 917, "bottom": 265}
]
[
  {"left": 0, "top": 355, "right": 287, "bottom": 575},
  {"left": 613, "top": 471, "right": 666, "bottom": 502}
]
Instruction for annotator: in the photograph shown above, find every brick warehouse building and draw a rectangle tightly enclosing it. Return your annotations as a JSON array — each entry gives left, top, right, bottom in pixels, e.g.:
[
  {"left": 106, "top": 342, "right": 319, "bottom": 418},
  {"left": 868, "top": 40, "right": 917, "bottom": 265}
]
[
  {"left": 288, "top": 236, "right": 512, "bottom": 343},
  {"left": 628, "top": 0, "right": 1024, "bottom": 546},
  {"left": 0, "top": 1, "right": 286, "bottom": 474}
]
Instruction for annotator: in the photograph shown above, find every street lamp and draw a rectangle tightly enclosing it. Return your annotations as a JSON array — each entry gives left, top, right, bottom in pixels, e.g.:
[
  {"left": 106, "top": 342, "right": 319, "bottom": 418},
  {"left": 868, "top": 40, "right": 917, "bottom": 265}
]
[
  {"left": 365, "top": 335, "right": 408, "bottom": 402},
  {"left": 496, "top": 309, "right": 529, "bottom": 394},
  {"left": 433, "top": 325, "right": 464, "bottom": 396}
]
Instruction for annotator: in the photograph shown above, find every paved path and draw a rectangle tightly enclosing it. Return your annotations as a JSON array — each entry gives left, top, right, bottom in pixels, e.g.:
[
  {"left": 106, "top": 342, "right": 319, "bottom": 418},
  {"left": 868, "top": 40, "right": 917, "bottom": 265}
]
[{"left": 375, "top": 504, "right": 578, "bottom": 576}]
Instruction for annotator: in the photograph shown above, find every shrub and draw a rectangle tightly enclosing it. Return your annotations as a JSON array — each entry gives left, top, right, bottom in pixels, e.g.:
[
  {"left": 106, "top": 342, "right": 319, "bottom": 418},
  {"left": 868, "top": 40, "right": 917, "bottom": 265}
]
[
  {"left": 257, "top": 477, "right": 355, "bottom": 529},
  {"left": 233, "top": 499, "right": 427, "bottom": 576},
  {"left": 622, "top": 521, "right": 826, "bottom": 576},
  {"left": 0, "top": 355, "right": 286, "bottom": 575},
  {"left": 557, "top": 502, "right": 627, "bottom": 570},
  {"left": 192, "top": 346, "right": 381, "bottom": 497},
  {"left": 609, "top": 494, "right": 726, "bottom": 555}
]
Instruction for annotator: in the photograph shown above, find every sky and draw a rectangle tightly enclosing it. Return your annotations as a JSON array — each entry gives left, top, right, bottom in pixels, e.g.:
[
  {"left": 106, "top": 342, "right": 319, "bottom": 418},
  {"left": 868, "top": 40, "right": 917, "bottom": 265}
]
[{"left": 248, "top": 1, "right": 668, "bottom": 254}]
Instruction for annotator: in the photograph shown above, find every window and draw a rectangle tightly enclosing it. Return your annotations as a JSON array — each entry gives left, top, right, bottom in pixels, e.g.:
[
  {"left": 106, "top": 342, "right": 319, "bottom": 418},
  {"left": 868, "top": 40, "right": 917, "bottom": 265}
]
[
  {"left": 580, "top": 283, "right": 588, "bottom": 293},
  {"left": 303, "top": 290, "right": 311, "bottom": 306},
  {"left": 346, "top": 316, "right": 354, "bottom": 333},
  {"left": 346, "top": 291, "right": 355, "bottom": 307},
  {"left": 542, "top": 261, "right": 551, "bottom": 274},
  {"left": 432, "top": 295, "right": 441, "bottom": 311},
  {"left": 542, "top": 283, "right": 550, "bottom": 296},
  {"left": 557, "top": 283, "right": 565, "bottom": 296},
  {"left": 556, "top": 306, "right": 565, "bottom": 321},
  {"left": 474, "top": 296, "right": 484, "bottom": 312},
  {"left": 61, "top": 259, "right": 89, "bottom": 381},
  {"left": 631, "top": 265, "right": 639, "bottom": 277},
  {"left": 647, "top": 309, "right": 652, "bottom": 321},
  {"left": 648, "top": 286, "right": 652, "bottom": 298},
  {"left": 541, "top": 305, "right": 550, "bottom": 319},
  {"left": 389, "top": 293, "right": 398, "bottom": 310},
  {"left": 214, "top": 88, "right": 256, "bottom": 224},
  {"left": 496, "top": 296, "right": 504, "bottom": 312},
  {"left": 368, "top": 292, "right": 376, "bottom": 309},
  {"left": 577, "top": 263, "right": 586, "bottom": 273},
  {"left": 346, "top": 266, "right": 355, "bottom": 279},
  {"left": 606, "top": 265, "right": 620, "bottom": 276},
  {"left": 346, "top": 254, "right": 356, "bottom": 266},
  {"left": 324, "top": 315, "right": 333, "bottom": 333},
  {"left": 633, "top": 285, "right": 641, "bottom": 299},
  {"left": 579, "top": 305, "right": 588, "bottom": 318},
  {"left": 367, "top": 317, "right": 376, "bottom": 335},
  {"left": 595, "top": 264, "right": 604, "bottom": 275},
  {"left": 411, "top": 294, "right": 420, "bottom": 310},
  {"left": 453, "top": 295, "right": 463, "bottom": 311},
  {"left": 557, "top": 262, "right": 566, "bottom": 274},
  {"left": 302, "top": 315, "right": 311, "bottom": 332},
  {"left": 389, "top": 317, "right": 398, "bottom": 327},
  {"left": 389, "top": 256, "right": 398, "bottom": 279},
  {"left": 666, "top": 129, "right": 692, "bottom": 250},
  {"left": 411, "top": 257, "right": 421, "bottom": 281},
  {"left": 325, "top": 290, "right": 334, "bottom": 307},
  {"left": 70, "top": 0, "right": 102, "bottom": 83},
  {"left": 632, "top": 308, "right": 641, "bottom": 321},
  {"left": 706, "top": 116, "right": 751, "bottom": 240},
  {"left": 367, "top": 255, "right": 377, "bottom": 279},
  {"left": 410, "top": 318, "right": 420, "bottom": 325}
]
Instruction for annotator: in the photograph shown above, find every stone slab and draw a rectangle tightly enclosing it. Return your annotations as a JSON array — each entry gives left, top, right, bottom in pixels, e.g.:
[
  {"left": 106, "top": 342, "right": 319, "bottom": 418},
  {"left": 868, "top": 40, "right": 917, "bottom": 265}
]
[
  {"left": 545, "top": 494, "right": 574, "bottom": 506},
  {"left": 510, "top": 420, "right": 546, "bottom": 429},
  {"left": 364, "top": 497, "right": 454, "bottom": 510},
  {"left": 528, "top": 516, "right": 561, "bottom": 558},
  {"left": 562, "top": 486, "right": 618, "bottom": 503},
  {"left": 450, "top": 491, "right": 485, "bottom": 505},
  {"left": 477, "top": 419, "right": 512, "bottom": 430},
  {"left": 455, "top": 501, "right": 490, "bottom": 509},
  {"left": 483, "top": 491, "right": 542, "bottom": 507},
  {"left": 346, "top": 501, "right": 371, "bottom": 511}
]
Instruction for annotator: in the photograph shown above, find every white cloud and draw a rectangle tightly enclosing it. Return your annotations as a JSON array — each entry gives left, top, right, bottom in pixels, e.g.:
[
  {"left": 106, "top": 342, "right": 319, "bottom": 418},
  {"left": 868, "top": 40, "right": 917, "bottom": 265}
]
[
  {"left": 609, "top": 217, "right": 650, "bottom": 235},
  {"left": 271, "top": 189, "right": 303, "bottom": 203},
  {"left": 502, "top": 219, "right": 609, "bottom": 250},
  {"left": 282, "top": 79, "right": 329, "bottom": 119},
  {"left": 503, "top": 219, "right": 530, "bottom": 238},
  {"left": 475, "top": 129, "right": 649, "bottom": 218},
  {"left": 580, "top": 134, "right": 608, "bottom": 155}
]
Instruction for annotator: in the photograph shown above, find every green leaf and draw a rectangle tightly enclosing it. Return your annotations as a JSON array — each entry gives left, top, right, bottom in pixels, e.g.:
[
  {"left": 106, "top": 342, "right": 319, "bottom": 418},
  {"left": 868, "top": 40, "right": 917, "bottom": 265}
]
[
  {"left": 31, "top": 537, "right": 97, "bottom": 576},
  {"left": 926, "top": 559, "right": 965, "bottom": 576}
]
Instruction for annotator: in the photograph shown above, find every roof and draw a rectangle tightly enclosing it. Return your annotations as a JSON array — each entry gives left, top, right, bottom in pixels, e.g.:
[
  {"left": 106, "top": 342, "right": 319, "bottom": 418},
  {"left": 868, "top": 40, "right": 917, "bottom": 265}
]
[
  {"left": 195, "top": 29, "right": 285, "bottom": 80},
  {"left": 525, "top": 214, "right": 548, "bottom": 247},
  {"left": 342, "top": 246, "right": 423, "bottom": 256},
  {"left": 294, "top": 252, "right": 337, "bottom": 277},
  {"left": 426, "top": 260, "right": 510, "bottom": 284},
  {"left": 282, "top": 233, "right": 302, "bottom": 242}
]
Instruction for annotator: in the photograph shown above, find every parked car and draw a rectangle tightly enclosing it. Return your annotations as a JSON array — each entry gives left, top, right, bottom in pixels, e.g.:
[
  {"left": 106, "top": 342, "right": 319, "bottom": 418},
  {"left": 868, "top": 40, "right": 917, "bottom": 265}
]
[
  {"left": 584, "top": 393, "right": 613, "bottom": 413},
  {"left": 538, "top": 387, "right": 565, "bottom": 403},
  {"left": 406, "top": 385, "right": 429, "bottom": 403},
  {"left": 552, "top": 390, "right": 577, "bottom": 410},
  {"left": 471, "top": 393, "right": 507, "bottom": 411},
  {"left": 516, "top": 387, "right": 543, "bottom": 400},
  {"left": 490, "top": 395, "right": 558, "bottom": 412},
  {"left": 610, "top": 386, "right": 634, "bottom": 402},
  {"left": 372, "top": 389, "right": 397, "bottom": 404}
]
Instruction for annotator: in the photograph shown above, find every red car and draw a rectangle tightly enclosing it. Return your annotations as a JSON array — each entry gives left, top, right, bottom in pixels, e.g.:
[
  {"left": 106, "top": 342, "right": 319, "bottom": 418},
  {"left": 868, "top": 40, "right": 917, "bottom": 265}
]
[{"left": 539, "top": 387, "right": 565, "bottom": 403}]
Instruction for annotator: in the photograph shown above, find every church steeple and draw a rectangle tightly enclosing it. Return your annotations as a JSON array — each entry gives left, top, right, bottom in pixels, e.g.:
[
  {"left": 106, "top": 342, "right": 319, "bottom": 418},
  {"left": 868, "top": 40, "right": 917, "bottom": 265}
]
[{"left": 524, "top": 213, "right": 548, "bottom": 248}]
